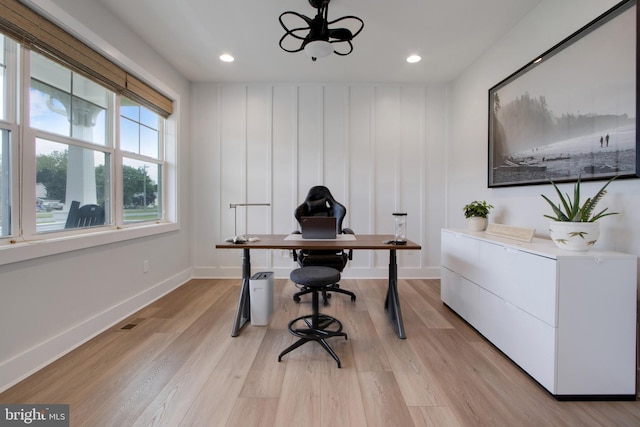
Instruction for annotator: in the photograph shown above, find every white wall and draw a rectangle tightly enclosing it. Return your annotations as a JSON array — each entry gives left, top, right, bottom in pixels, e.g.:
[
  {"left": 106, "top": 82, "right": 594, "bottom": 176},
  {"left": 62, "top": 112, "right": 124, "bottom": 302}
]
[
  {"left": 447, "top": 0, "right": 640, "bottom": 259},
  {"left": 191, "top": 84, "right": 448, "bottom": 279},
  {"left": 0, "top": 0, "right": 192, "bottom": 391}
]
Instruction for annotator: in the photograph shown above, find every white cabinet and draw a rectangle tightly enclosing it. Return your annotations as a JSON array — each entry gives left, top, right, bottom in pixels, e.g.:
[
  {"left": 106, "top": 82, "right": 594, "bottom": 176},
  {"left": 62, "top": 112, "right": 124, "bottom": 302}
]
[{"left": 441, "top": 228, "right": 637, "bottom": 399}]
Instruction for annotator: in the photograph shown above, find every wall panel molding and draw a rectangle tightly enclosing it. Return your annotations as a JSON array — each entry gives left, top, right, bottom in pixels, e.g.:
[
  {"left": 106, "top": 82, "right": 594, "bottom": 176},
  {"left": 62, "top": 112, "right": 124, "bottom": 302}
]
[{"left": 192, "top": 82, "right": 447, "bottom": 278}]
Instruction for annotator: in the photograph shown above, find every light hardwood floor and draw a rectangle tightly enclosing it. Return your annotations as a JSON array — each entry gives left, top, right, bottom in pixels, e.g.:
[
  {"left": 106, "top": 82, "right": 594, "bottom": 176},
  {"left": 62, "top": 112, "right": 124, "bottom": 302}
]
[{"left": 2, "top": 278, "right": 639, "bottom": 426}]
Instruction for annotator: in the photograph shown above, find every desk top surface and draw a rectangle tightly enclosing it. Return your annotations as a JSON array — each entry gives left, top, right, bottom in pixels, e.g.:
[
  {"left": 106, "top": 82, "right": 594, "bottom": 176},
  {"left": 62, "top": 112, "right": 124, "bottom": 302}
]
[{"left": 216, "top": 234, "right": 421, "bottom": 250}]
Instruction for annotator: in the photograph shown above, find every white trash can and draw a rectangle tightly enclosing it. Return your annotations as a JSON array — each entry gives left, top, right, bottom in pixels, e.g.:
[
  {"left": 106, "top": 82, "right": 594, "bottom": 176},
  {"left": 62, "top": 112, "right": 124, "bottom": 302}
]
[{"left": 249, "top": 272, "right": 274, "bottom": 326}]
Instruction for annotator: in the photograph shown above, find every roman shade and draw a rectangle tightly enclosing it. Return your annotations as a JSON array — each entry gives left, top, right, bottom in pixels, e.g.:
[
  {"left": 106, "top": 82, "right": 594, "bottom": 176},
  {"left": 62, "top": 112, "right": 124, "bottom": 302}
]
[{"left": 0, "top": 0, "right": 173, "bottom": 117}]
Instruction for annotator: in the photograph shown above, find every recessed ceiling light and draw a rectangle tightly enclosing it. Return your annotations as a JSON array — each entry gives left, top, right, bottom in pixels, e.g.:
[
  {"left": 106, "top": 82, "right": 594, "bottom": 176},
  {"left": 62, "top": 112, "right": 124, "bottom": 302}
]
[
  {"left": 220, "top": 54, "right": 235, "bottom": 63},
  {"left": 406, "top": 55, "right": 421, "bottom": 63}
]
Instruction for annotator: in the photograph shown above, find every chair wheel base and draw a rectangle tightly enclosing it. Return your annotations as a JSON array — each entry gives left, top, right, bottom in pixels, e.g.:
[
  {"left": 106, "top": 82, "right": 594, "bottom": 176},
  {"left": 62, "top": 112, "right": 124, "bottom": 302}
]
[{"left": 278, "top": 314, "right": 348, "bottom": 368}]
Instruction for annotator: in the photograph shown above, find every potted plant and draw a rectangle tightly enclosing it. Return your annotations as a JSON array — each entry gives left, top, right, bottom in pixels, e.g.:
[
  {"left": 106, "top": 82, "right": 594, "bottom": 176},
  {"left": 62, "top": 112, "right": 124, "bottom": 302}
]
[
  {"left": 463, "top": 200, "right": 494, "bottom": 231},
  {"left": 541, "top": 175, "right": 618, "bottom": 251}
]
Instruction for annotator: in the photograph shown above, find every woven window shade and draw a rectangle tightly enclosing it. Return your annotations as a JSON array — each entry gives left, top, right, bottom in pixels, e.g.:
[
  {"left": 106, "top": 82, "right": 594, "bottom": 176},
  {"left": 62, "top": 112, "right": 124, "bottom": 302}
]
[{"left": 0, "top": 0, "right": 173, "bottom": 117}]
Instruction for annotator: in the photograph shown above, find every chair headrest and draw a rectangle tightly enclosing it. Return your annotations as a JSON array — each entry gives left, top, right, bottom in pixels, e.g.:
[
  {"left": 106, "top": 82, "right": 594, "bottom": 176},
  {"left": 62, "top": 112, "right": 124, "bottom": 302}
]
[{"left": 306, "top": 198, "right": 330, "bottom": 215}]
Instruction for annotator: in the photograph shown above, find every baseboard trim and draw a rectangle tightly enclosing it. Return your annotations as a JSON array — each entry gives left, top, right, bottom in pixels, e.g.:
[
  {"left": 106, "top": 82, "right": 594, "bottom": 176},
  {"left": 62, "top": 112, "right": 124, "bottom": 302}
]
[{"left": 0, "top": 268, "right": 192, "bottom": 393}]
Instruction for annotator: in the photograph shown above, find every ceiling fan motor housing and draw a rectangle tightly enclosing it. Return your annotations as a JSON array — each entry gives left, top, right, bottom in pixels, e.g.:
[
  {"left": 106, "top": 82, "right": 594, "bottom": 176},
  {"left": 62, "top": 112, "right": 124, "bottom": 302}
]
[{"left": 309, "top": 0, "right": 330, "bottom": 9}]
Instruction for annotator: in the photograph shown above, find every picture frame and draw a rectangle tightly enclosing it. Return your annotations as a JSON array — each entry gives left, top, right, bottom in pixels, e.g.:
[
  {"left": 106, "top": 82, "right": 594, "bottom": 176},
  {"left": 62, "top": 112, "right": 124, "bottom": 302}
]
[{"left": 488, "top": 0, "right": 638, "bottom": 188}]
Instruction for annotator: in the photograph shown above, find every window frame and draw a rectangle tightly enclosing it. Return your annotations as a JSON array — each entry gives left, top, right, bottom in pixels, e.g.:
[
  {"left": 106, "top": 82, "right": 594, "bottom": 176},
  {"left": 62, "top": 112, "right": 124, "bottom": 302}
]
[
  {"left": 118, "top": 97, "right": 166, "bottom": 226},
  {"left": 0, "top": 34, "right": 19, "bottom": 240},
  {"left": 0, "top": 33, "right": 179, "bottom": 266}
]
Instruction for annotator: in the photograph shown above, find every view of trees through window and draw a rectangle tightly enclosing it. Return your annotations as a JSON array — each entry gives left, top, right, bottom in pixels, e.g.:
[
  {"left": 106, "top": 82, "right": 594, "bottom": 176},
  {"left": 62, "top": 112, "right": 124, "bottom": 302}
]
[{"left": 35, "top": 149, "right": 158, "bottom": 215}]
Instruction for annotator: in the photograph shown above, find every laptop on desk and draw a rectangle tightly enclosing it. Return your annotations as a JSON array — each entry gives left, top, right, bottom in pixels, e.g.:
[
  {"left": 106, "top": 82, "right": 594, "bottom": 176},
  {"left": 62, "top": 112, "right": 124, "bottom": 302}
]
[{"left": 300, "top": 216, "right": 337, "bottom": 239}]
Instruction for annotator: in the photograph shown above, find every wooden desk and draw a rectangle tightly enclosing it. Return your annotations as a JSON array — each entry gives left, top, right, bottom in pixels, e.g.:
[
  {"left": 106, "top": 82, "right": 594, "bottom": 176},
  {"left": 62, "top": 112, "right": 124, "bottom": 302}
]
[{"left": 216, "top": 234, "right": 421, "bottom": 339}]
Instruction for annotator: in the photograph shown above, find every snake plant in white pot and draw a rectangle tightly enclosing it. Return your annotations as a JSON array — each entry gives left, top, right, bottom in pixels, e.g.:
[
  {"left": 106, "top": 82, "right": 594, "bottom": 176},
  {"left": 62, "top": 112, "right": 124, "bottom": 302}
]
[{"left": 541, "top": 176, "right": 618, "bottom": 251}]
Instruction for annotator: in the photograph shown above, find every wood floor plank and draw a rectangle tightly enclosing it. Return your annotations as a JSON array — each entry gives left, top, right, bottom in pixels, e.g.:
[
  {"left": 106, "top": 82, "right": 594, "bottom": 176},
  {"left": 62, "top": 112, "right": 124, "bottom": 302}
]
[
  {"left": 398, "top": 279, "right": 453, "bottom": 329},
  {"left": 272, "top": 361, "right": 323, "bottom": 427},
  {"left": 319, "top": 367, "right": 368, "bottom": 426},
  {"left": 343, "top": 309, "right": 392, "bottom": 372},
  {"left": 1, "top": 278, "right": 639, "bottom": 427},
  {"left": 240, "top": 280, "right": 293, "bottom": 399},
  {"left": 225, "top": 397, "right": 280, "bottom": 427},
  {"left": 408, "top": 405, "right": 464, "bottom": 427},
  {"left": 410, "top": 326, "right": 527, "bottom": 426},
  {"left": 377, "top": 325, "right": 447, "bottom": 407},
  {"left": 357, "top": 370, "right": 416, "bottom": 426}
]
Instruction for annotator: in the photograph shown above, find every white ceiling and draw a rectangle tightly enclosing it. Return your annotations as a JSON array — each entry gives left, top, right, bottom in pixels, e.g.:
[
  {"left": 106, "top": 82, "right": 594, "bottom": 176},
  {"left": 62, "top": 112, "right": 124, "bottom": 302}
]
[{"left": 96, "top": 0, "right": 541, "bottom": 84}]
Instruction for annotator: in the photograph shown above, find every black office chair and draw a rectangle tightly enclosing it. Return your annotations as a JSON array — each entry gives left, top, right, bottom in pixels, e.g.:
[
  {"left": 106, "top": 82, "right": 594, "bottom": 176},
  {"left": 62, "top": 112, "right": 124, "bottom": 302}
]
[
  {"left": 292, "top": 186, "right": 356, "bottom": 305},
  {"left": 65, "top": 200, "right": 105, "bottom": 228}
]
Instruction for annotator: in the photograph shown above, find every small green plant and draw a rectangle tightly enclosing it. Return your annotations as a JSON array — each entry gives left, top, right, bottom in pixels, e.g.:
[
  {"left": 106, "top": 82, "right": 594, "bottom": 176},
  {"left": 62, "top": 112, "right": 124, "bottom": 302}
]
[
  {"left": 463, "top": 200, "right": 494, "bottom": 219},
  {"left": 541, "top": 175, "right": 618, "bottom": 222}
]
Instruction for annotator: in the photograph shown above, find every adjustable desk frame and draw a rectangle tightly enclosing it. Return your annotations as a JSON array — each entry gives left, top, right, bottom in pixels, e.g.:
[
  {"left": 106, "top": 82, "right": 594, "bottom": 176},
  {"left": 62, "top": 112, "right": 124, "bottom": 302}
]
[{"left": 215, "top": 234, "right": 421, "bottom": 339}]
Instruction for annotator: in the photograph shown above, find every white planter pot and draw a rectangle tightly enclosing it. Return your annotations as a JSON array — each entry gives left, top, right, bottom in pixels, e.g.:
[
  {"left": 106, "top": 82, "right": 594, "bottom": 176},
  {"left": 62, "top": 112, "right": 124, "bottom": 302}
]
[
  {"left": 548, "top": 221, "right": 600, "bottom": 251},
  {"left": 467, "top": 217, "right": 487, "bottom": 232}
]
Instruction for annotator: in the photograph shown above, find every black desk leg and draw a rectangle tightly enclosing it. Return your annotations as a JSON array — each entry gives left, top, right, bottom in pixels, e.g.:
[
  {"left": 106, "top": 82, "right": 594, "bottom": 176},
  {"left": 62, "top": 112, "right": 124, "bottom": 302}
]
[
  {"left": 231, "top": 248, "right": 252, "bottom": 337},
  {"left": 384, "top": 249, "right": 406, "bottom": 339}
]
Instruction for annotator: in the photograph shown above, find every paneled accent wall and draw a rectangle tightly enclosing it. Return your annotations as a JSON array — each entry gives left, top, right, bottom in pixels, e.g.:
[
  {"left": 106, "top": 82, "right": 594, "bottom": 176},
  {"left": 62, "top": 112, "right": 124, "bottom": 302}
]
[{"left": 191, "top": 83, "right": 447, "bottom": 279}]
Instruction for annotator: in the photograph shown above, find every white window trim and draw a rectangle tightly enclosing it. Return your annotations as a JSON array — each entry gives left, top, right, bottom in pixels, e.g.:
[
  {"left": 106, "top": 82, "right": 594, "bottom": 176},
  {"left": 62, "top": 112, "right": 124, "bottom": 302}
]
[{"left": 0, "top": 221, "right": 179, "bottom": 266}]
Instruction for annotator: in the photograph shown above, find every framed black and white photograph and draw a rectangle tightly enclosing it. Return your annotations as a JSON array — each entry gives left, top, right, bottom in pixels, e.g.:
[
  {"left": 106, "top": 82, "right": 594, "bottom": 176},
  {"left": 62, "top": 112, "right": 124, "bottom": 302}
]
[{"left": 488, "top": 0, "right": 638, "bottom": 187}]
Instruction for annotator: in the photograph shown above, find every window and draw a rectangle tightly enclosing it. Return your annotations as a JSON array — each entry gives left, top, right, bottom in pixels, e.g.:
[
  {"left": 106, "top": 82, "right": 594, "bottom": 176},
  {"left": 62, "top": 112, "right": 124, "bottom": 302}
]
[
  {"left": 31, "top": 52, "right": 113, "bottom": 233},
  {"left": 0, "top": 1, "right": 175, "bottom": 264},
  {"left": 120, "top": 98, "right": 163, "bottom": 223},
  {"left": 0, "top": 128, "right": 10, "bottom": 237},
  {"left": 30, "top": 52, "right": 111, "bottom": 233},
  {"left": 0, "top": 34, "right": 7, "bottom": 121},
  {"left": 0, "top": 33, "right": 172, "bottom": 253},
  {"left": 30, "top": 53, "right": 108, "bottom": 146},
  {"left": 35, "top": 137, "right": 110, "bottom": 232},
  {"left": 0, "top": 34, "right": 15, "bottom": 239}
]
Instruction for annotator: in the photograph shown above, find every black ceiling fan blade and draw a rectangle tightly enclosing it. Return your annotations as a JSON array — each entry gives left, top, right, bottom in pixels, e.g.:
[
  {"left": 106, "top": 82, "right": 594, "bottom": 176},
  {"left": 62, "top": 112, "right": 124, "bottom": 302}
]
[
  {"left": 279, "top": 11, "right": 314, "bottom": 33},
  {"left": 328, "top": 27, "right": 353, "bottom": 41},
  {"left": 328, "top": 15, "right": 364, "bottom": 39},
  {"left": 279, "top": 10, "right": 315, "bottom": 52},
  {"left": 333, "top": 40, "right": 354, "bottom": 56},
  {"left": 279, "top": 33, "right": 305, "bottom": 53}
]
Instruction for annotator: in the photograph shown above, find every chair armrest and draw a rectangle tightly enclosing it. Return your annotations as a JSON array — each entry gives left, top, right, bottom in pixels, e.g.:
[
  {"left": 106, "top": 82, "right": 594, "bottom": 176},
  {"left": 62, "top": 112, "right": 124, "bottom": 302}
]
[
  {"left": 290, "top": 230, "right": 301, "bottom": 261},
  {"left": 341, "top": 228, "right": 355, "bottom": 260}
]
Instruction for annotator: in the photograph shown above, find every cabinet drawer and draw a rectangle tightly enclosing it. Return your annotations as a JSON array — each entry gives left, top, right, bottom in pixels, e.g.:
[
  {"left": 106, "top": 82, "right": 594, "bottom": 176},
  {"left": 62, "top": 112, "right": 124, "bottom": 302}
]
[
  {"left": 488, "top": 297, "right": 556, "bottom": 393},
  {"left": 441, "top": 267, "right": 481, "bottom": 324},
  {"left": 478, "top": 241, "right": 557, "bottom": 326},
  {"left": 441, "top": 230, "right": 482, "bottom": 283},
  {"left": 442, "top": 266, "right": 556, "bottom": 393}
]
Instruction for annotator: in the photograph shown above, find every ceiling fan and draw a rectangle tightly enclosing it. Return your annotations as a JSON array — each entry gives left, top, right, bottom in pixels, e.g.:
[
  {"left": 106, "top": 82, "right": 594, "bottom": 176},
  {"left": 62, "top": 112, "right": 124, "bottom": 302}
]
[{"left": 279, "top": 0, "right": 364, "bottom": 61}]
